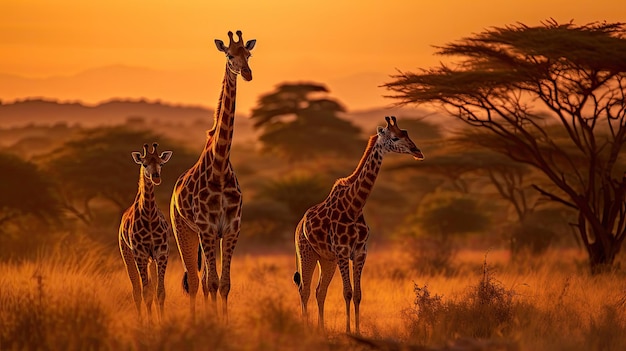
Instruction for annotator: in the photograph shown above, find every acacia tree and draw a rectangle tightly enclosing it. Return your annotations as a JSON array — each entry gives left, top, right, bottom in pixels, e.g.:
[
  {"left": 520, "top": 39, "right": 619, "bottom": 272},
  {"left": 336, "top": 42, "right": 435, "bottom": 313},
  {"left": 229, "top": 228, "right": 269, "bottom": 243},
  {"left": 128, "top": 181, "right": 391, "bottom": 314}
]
[
  {"left": 0, "top": 152, "right": 60, "bottom": 228},
  {"left": 384, "top": 20, "right": 626, "bottom": 272},
  {"left": 250, "top": 82, "right": 364, "bottom": 161},
  {"left": 38, "top": 127, "right": 196, "bottom": 224}
]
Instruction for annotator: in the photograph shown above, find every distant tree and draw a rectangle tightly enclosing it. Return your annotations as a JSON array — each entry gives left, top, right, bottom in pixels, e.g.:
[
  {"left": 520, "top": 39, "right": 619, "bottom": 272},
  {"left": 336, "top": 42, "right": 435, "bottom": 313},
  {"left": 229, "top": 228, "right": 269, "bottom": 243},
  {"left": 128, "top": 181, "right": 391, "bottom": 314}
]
[
  {"left": 409, "top": 191, "right": 491, "bottom": 241},
  {"left": 241, "top": 174, "right": 330, "bottom": 243},
  {"left": 38, "top": 127, "right": 196, "bottom": 224},
  {"left": 257, "top": 174, "right": 329, "bottom": 223},
  {"left": 404, "top": 191, "right": 491, "bottom": 274},
  {"left": 0, "top": 152, "right": 60, "bottom": 227},
  {"left": 250, "top": 83, "right": 364, "bottom": 161},
  {"left": 391, "top": 142, "right": 573, "bottom": 253},
  {"left": 384, "top": 20, "right": 626, "bottom": 273}
]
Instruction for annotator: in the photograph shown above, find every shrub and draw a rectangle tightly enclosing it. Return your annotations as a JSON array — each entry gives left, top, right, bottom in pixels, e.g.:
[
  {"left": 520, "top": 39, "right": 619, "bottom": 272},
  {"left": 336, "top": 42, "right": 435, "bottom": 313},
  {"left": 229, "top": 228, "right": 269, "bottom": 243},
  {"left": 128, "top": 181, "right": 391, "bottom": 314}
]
[
  {"left": 404, "top": 255, "right": 519, "bottom": 345},
  {"left": 0, "top": 272, "right": 111, "bottom": 351}
]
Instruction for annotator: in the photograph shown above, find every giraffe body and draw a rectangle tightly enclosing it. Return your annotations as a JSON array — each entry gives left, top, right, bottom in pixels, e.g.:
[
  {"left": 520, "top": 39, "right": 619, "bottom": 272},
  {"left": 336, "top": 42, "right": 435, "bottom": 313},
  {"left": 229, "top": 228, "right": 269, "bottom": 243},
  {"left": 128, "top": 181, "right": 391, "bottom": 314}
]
[
  {"left": 170, "top": 30, "right": 256, "bottom": 320},
  {"left": 294, "top": 116, "right": 424, "bottom": 334},
  {"left": 119, "top": 143, "right": 173, "bottom": 321}
]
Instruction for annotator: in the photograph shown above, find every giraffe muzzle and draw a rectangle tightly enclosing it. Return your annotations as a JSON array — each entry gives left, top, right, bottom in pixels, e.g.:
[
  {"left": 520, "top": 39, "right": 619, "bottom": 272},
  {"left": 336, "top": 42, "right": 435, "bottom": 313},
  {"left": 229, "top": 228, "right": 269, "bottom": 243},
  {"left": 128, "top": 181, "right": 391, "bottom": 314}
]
[
  {"left": 241, "top": 68, "right": 253, "bottom": 81},
  {"left": 412, "top": 149, "right": 425, "bottom": 160},
  {"left": 151, "top": 174, "right": 162, "bottom": 185}
]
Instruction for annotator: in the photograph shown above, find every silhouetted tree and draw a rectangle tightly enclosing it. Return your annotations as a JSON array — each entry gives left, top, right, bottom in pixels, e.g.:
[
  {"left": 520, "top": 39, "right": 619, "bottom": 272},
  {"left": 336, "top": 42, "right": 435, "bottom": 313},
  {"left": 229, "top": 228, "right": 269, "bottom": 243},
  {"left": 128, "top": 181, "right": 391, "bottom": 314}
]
[
  {"left": 384, "top": 20, "right": 626, "bottom": 272},
  {"left": 250, "top": 83, "right": 364, "bottom": 161},
  {"left": 257, "top": 174, "right": 329, "bottom": 223},
  {"left": 403, "top": 191, "right": 491, "bottom": 274},
  {"left": 0, "top": 152, "right": 60, "bottom": 227},
  {"left": 38, "top": 127, "right": 196, "bottom": 224}
]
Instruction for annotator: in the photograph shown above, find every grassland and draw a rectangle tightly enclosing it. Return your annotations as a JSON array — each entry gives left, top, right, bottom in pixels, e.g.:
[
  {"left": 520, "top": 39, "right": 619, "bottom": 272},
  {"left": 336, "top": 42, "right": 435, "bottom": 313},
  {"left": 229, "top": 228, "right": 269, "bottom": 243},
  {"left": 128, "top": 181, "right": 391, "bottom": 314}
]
[{"left": 2, "top": 239, "right": 626, "bottom": 351}]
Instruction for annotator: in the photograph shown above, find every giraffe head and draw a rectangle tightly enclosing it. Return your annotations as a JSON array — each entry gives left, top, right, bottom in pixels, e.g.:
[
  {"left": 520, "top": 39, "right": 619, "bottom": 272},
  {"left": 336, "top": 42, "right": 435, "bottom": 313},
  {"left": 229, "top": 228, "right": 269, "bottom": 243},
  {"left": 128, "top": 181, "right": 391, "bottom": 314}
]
[
  {"left": 131, "top": 142, "right": 173, "bottom": 185},
  {"left": 376, "top": 116, "right": 425, "bottom": 160},
  {"left": 215, "top": 30, "right": 256, "bottom": 81}
]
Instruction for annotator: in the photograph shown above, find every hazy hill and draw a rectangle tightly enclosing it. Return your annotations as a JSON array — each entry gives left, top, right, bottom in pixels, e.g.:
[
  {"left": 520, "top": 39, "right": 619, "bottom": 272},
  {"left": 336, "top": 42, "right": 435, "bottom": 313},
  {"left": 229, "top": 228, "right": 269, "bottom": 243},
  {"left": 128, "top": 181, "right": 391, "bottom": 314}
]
[
  {"left": 0, "top": 65, "right": 221, "bottom": 110},
  {"left": 0, "top": 65, "right": 424, "bottom": 114},
  {"left": 0, "top": 98, "right": 215, "bottom": 127},
  {"left": 0, "top": 96, "right": 448, "bottom": 128},
  {"left": 0, "top": 98, "right": 453, "bottom": 155}
]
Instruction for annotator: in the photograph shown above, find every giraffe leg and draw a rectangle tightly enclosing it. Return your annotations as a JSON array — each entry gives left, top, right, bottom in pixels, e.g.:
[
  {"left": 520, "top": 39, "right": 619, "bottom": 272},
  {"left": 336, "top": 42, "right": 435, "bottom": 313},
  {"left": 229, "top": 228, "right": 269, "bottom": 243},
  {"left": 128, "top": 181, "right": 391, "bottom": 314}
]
[
  {"left": 295, "top": 227, "right": 318, "bottom": 325},
  {"left": 172, "top": 213, "right": 200, "bottom": 319},
  {"left": 155, "top": 252, "right": 168, "bottom": 321},
  {"left": 219, "top": 232, "right": 239, "bottom": 322},
  {"left": 199, "top": 245, "right": 210, "bottom": 305},
  {"left": 135, "top": 255, "right": 154, "bottom": 321},
  {"left": 352, "top": 247, "right": 367, "bottom": 335},
  {"left": 337, "top": 255, "right": 353, "bottom": 333},
  {"left": 120, "top": 241, "right": 142, "bottom": 318},
  {"left": 146, "top": 259, "right": 157, "bottom": 315},
  {"left": 316, "top": 258, "right": 337, "bottom": 331},
  {"left": 201, "top": 232, "right": 219, "bottom": 316}
]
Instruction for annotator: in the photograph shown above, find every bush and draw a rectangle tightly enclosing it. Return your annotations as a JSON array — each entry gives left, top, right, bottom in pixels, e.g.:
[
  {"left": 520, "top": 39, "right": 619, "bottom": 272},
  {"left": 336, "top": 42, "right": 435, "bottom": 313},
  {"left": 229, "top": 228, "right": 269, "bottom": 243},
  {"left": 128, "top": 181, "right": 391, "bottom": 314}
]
[
  {"left": 0, "top": 273, "right": 111, "bottom": 351},
  {"left": 404, "top": 255, "right": 519, "bottom": 345},
  {"left": 511, "top": 208, "right": 575, "bottom": 255},
  {"left": 408, "top": 237, "right": 457, "bottom": 276}
]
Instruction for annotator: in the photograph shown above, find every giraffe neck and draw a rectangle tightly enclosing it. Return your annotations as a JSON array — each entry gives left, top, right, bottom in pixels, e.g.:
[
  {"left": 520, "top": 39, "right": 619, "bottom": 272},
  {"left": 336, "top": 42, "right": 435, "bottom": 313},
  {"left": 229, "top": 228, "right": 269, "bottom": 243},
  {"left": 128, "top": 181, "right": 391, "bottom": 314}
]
[
  {"left": 203, "top": 65, "right": 238, "bottom": 171},
  {"left": 135, "top": 168, "right": 156, "bottom": 211},
  {"left": 337, "top": 135, "right": 384, "bottom": 212}
]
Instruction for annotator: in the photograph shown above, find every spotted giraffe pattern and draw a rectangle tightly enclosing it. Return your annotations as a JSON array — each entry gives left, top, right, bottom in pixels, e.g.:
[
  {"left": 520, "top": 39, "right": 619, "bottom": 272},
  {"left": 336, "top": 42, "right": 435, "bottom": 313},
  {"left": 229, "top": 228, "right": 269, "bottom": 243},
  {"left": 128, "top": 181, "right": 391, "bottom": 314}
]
[
  {"left": 119, "top": 143, "right": 173, "bottom": 321},
  {"left": 294, "top": 116, "right": 424, "bottom": 334},
  {"left": 170, "top": 30, "right": 256, "bottom": 320}
]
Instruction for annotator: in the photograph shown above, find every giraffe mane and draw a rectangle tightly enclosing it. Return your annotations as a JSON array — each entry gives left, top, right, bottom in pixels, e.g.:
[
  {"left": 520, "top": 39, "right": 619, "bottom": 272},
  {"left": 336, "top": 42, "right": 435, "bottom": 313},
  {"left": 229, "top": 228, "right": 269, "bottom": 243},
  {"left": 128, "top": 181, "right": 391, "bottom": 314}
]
[
  {"left": 336, "top": 134, "right": 378, "bottom": 187},
  {"left": 206, "top": 71, "right": 228, "bottom": 138}
]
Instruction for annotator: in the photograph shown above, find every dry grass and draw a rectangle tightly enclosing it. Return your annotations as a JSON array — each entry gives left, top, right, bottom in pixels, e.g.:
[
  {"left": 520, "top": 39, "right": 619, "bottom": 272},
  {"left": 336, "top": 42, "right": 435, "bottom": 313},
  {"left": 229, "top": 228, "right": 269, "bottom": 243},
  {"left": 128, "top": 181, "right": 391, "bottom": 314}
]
[{"left": 1, "top": 241, "right": 626, "bottom": 351}]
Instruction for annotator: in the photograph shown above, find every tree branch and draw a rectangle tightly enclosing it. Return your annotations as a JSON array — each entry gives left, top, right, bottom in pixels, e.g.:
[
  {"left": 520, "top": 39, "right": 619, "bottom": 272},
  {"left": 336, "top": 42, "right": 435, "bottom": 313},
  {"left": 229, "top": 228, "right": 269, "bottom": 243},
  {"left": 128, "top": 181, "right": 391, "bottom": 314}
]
[{"left": 531, "top": 184, "right": 578, "bottom": 209}]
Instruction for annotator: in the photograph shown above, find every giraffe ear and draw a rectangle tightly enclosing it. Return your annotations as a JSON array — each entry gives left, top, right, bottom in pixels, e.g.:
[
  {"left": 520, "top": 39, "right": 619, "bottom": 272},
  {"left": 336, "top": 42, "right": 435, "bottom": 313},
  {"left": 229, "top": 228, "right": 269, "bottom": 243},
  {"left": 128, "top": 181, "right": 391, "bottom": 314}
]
[
  {"left": 131, "top": 152, "right": 143, "bottom": 165},
  {"left": 245, "top": 39, "right": 256, "bottom": 51},
  {"left": 160, "top": 151, "right": 173, "bottom": 164},
  {"left": 376, "top": 126, "right": 385, "bottom": 136},
  {"left": 215, "top": 39, "right": 227, "bottom": 52}
]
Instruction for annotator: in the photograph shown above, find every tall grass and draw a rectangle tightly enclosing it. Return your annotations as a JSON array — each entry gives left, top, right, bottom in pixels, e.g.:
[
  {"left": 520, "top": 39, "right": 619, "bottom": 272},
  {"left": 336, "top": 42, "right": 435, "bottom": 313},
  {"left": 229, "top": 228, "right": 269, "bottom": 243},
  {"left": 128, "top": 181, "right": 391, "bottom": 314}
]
[{"left": 1, "top": 242, "right": 626, "bottom": 350}]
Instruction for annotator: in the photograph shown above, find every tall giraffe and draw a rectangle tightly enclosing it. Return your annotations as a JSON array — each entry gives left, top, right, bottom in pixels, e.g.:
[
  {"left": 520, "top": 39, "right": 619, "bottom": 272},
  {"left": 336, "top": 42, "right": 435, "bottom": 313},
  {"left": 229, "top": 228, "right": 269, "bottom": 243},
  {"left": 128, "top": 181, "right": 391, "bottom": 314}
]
[
  {"left": 119, "top": 142, "right": 173, "bottom": 320},
  {"left": 294, "top": 116, "right": 424, "bottom": 334},
  {"left": 171, "top": 30, "right": 256, "bottom": 320}
]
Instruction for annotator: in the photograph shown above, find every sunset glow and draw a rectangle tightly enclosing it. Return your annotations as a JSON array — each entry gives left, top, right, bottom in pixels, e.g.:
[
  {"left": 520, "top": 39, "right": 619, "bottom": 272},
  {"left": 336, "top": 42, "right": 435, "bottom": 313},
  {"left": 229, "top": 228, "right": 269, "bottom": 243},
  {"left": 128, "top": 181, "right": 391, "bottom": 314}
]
[{"left": 2, "top": 0, "right": 625, "bottom": 112}]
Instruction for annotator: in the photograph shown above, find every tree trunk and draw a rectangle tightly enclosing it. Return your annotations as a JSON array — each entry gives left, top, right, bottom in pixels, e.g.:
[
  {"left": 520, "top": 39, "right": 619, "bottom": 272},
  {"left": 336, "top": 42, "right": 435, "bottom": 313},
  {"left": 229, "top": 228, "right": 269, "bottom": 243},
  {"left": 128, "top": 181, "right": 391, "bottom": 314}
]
[{"left": 585, "top": 236, "right": 619, "bottom": 274}]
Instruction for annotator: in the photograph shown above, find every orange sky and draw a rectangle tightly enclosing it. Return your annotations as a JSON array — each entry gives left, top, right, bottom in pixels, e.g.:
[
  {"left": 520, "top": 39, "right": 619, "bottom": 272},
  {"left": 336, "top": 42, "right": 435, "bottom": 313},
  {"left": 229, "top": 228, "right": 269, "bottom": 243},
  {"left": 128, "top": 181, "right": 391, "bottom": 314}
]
[{"left": 1, "top": 0, "right": 625, "bottom": 113}]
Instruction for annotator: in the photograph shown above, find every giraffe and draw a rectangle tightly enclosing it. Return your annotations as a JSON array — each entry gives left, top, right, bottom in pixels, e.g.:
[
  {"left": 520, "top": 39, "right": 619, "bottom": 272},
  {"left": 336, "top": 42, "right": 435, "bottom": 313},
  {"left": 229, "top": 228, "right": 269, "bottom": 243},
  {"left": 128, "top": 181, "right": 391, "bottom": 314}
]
[
  {"left": 119, "top": 142, "right": 173, "bottom": 321},
  {"left": 293, "top": 116, "right": 424, "bottom": 334},
  {"left": 170, "top": 30, "right": 256, "bottom": 320}
]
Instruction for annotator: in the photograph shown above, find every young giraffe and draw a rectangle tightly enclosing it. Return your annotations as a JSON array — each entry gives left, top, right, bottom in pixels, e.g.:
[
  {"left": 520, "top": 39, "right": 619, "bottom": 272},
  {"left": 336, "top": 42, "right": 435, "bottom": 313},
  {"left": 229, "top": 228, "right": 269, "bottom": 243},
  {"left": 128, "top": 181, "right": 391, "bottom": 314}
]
[
  {"left": 171, "top": 30, "right": 256, "bottom": 320},
  {"left": 294, "top": 116, "right": 424, "bottom": 334},
  {"left": 119, "top": 142, "right": 173, "bottom": 320}
]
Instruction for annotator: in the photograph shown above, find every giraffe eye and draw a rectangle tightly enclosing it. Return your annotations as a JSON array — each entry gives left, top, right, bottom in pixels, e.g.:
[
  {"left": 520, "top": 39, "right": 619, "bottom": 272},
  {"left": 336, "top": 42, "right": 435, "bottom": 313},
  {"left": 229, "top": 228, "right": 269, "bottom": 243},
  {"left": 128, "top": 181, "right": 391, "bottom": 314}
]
[{"left": 391, "top": 137, "right": 400, "bottom": 142}]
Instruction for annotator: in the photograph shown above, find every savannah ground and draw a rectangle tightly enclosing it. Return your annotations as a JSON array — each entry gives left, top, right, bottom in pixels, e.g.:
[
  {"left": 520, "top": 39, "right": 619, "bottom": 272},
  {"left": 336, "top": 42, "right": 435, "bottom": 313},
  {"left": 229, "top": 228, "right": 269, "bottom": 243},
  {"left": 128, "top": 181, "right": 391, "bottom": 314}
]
[{"left": 2, "top": 239, "right": 626, "bottom": 351}]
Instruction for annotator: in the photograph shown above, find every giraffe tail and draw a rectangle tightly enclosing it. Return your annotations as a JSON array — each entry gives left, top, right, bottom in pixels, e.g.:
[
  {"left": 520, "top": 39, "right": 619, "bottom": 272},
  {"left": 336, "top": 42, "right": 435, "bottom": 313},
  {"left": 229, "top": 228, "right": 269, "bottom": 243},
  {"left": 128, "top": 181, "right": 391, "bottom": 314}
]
[
  {"left": 293, "top": 218, "right": 304, "bottom": 288},
  {"left": 293, "top": 246, "right": 302, "bottom": 287},
  {"left": 293, "top": 271, "right": 301, "bottom": 287},
  {"left": 182, "top": 271, "right": 189, "bottom": 295},
  {"left": 196, "top": 245, "right": 203, "bottom": 272},
  {"left": 182, "top": 245, "right": 203, "bottom": 295},
  {"left": 293, "top": 248, "right": 301, "bottom": 287}
]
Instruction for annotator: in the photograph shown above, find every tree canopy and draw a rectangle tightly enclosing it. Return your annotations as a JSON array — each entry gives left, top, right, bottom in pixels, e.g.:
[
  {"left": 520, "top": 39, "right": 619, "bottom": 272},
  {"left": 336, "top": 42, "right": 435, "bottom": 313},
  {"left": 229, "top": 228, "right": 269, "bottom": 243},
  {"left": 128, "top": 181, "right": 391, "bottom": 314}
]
[
  {"left": 0, "top": 152, "right": 60, "bottom": 227},
  {"left": 384, "top": 20, "right": 626, "bottom": 272},
  {"left": 37, "top": 127, "right": 197, "bottom": 224},
  {"left": 250, "top": 83, "right": 365, "bottom": 161}
]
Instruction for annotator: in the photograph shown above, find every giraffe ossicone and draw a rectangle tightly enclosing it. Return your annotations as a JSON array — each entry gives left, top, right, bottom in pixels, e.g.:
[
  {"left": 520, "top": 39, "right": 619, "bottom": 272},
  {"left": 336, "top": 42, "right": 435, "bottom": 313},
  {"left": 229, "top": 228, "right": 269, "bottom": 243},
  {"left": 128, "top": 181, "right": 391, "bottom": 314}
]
[
  {"left": 119, "top": 142, "right": 173, "bottom": 321},
  {"left": 171, "top": 30, "right": 256, "bottom": 321},
  {"left": 294, "top": 116, "right": 424, "bottom": 334}
]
